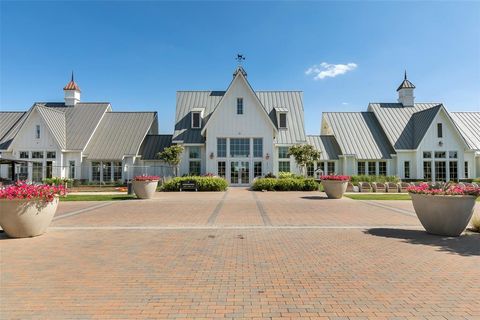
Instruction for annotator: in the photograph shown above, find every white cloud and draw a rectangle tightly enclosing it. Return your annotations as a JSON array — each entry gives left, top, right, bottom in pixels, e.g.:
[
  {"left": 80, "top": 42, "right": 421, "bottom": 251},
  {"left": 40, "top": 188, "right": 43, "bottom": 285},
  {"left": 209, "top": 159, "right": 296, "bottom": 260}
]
[
  {"left": 305, "top": 62, "right": 357, "bottom": 80},
  {"left": 342, "top": 102, "right": 349, "bottom": 105}
]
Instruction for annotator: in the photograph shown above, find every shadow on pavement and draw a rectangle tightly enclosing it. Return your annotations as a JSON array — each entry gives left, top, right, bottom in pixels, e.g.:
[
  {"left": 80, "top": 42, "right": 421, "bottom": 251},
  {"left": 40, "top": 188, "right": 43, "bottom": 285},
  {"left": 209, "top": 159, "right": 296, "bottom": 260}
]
[
  {"left": 366, "top": 228, "right": 480, "bottom": 256},
  {"left": 300, "top": 196, "right": 328, "bottom": 200}
]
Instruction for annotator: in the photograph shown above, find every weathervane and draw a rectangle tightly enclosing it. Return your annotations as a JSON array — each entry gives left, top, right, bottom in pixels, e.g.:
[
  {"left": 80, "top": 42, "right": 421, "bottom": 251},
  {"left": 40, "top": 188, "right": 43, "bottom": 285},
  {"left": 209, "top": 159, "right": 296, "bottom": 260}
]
[{"left": 236, "top": 53, "right": 245, "bottom": 65}]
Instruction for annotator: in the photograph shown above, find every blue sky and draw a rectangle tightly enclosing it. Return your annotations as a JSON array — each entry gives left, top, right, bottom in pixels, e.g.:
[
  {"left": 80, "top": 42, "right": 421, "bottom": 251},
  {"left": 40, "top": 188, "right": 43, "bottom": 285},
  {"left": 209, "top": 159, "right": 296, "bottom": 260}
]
[{"left": 1, "top": 1, "right": 479, "bottom": 134}]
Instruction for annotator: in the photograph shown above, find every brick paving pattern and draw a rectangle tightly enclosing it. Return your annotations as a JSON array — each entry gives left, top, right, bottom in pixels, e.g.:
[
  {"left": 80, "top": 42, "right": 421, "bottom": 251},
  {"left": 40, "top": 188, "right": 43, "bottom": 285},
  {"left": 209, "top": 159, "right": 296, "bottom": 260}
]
[{"left": 1, "top": 188, "right": 479, "bottom": 319}]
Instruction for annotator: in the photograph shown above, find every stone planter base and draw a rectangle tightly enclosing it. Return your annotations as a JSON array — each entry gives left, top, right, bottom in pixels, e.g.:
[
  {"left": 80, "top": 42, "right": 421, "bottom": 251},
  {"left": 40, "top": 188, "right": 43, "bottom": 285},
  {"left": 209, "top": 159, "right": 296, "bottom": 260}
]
[
  {"left": 321, "top": 180, "right": 348, "bottom": 199},
  {"left": 132, "top": 180, "right": 159, "bottom": 199},
  {"left": 0, "top": 197, "right": 59, "bottom": 238},
  {"left": 410, "top": 193, "right": 476, "bottom": 237}
]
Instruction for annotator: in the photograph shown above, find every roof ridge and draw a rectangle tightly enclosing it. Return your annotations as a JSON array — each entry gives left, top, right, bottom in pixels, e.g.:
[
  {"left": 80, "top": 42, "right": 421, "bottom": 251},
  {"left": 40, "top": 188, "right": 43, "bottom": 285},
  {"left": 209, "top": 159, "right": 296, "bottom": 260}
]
[{"left": 37, "top": 105, "right": 66, "bottom": 114}]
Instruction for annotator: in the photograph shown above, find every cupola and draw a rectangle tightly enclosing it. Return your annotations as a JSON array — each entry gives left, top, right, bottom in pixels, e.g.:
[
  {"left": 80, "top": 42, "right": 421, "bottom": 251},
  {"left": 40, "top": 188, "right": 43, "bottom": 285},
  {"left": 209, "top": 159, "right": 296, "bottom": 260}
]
[
  {"left": 63, "top": 72, "right": 81, "bottom": 106},
  {"left": 397, "top": 71, "right": 415, "bottom": 107}
]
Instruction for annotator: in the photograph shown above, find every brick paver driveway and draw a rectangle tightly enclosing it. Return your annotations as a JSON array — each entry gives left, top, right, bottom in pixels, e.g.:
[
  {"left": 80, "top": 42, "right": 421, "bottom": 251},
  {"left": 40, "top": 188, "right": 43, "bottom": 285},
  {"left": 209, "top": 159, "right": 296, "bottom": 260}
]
[{"left": 1, "top": 188, "right": 479, "bottom": 319}]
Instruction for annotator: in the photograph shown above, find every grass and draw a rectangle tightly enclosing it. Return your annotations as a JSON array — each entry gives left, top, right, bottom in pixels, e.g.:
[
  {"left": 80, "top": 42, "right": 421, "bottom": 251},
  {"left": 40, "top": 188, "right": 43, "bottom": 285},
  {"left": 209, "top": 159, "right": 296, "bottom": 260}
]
[
  {"left": 345, "top": 194, "right": 412, "bottom": 200},
  {"left": 60, "top": 194, "right": 135, "bottom": 202}
]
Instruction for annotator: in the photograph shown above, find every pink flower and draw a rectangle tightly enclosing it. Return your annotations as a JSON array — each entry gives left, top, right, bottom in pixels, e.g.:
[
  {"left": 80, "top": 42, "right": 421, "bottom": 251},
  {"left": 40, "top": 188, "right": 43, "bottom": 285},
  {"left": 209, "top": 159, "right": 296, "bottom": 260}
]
[
  {"left": 320, "top": 175, "right": 351, "bottom": 181},
  {"left": 407, "top": 183, "right": 480, "bottom": 197},
  {"left": 133, "top": 175, "right": 160, "bottom": 181},
  {"left": 0, "top": 181, "right": 67, "bottom": 202}
]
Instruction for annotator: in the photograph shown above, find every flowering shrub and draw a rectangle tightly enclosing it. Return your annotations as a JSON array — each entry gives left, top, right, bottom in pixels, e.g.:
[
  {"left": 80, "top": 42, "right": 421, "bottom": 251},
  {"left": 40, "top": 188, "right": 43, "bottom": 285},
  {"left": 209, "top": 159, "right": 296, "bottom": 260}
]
[
  {"left": 133, "top": 175, "right": 160, "bottom": 182},
  {"left": 407, "top": 183, "right": 480, "bottom": 197},
  {"left": 0, "top": 182, "right": 66, "bottom": 202},
  {"left": 320, "top": 175, "right": 351, "bottom": 181}
]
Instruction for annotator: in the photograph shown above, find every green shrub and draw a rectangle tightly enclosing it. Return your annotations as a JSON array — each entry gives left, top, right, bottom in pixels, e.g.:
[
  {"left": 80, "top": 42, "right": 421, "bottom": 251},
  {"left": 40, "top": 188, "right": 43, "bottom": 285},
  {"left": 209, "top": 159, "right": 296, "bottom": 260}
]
[
  {"left": 43, "top": 177, "right": 73, "bottom": 187},
  {"left": 278, "top": 172, "right": 304, "bottom": 179},
  {"left": 252, "top": 178, "right": 319, "bottom": 191},
  {"left": 161, "top": 176, "right": 228, "bottom": 192}
]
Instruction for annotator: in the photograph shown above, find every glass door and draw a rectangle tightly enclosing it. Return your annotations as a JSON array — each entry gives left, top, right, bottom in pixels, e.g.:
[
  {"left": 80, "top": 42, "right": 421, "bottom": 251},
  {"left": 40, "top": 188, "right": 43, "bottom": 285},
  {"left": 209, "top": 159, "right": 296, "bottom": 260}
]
[{"left": 230, "top": 161, "right": 250, "bottom": 185}]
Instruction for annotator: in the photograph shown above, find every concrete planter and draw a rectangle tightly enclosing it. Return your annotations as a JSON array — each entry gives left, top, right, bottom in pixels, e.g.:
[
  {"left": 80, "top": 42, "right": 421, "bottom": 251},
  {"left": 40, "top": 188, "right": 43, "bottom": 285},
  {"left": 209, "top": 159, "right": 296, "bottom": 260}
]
[
  {"left": 321, "top": 180, "right": 348, "bottom": 199},
  {"left": 410, "top": 193, "right": 476, "bottom": 237},
  {"left": 132, "top": 180, "right": 159, "bottom": 199},
  {"left": 0, "top": 197, "right": 59, "bottom": 238}
]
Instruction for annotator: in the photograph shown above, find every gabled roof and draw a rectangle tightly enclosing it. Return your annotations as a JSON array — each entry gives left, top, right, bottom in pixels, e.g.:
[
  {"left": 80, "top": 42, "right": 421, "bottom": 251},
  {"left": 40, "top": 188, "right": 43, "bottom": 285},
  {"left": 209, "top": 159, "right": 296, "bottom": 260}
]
[
  {"left": 368, "top": 103, "right": 443, "bottom": 149},
  {"left": 0, "top": 112, "right": 27, "bottom": 150},
  {"left": 323, "top": 112, "right": 395, "bottom": 159},
  {"left": 84, "top": 112, "right": 157, "bottom": 160},
  {"left": 450, "top": 112, "right": 480, "bottom": 150},
  {"left": 173, "top": 91, "right": 305, "bottom": 144},
  {"left": 36, "top": 105, "right": 66, "bottom": 149},
  {"left": 139, "top": 134, "right": 173, "bottom": 160},
  {"left": 306, "top": 135, "right": 342, "bottom": 160}
]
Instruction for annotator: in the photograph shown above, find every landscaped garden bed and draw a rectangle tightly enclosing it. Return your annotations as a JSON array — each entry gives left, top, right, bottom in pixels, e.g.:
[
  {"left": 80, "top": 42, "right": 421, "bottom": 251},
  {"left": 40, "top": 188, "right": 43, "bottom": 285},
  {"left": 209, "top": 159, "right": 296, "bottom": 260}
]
[
  {"left": 161, "top": 176, "right": 228, "bottom": 192},
  {"left": 252, "top": 174, "right": 319, "bottom": 191}
]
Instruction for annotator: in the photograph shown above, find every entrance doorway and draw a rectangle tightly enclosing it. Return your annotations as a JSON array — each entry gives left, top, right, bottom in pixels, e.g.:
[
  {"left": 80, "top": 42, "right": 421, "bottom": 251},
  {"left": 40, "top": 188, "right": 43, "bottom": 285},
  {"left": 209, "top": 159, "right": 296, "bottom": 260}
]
[{"left": 230, "top": 161, "right": 250, "bottom": 185}]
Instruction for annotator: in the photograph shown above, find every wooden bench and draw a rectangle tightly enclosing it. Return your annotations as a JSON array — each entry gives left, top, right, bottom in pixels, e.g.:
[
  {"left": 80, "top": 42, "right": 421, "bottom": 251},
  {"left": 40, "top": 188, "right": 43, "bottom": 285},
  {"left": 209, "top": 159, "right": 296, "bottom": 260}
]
[
  {"left": 386, "top": 182, "right": 398, "bottom": 193},
  {"left": 180, "top": 180, "right": 198, "bottom": 192}
]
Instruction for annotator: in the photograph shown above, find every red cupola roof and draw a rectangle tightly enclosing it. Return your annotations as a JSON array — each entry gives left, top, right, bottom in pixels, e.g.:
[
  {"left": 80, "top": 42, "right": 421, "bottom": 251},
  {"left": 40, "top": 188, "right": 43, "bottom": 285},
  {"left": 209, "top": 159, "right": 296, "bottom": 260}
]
[{"left": 63, "top": 72, "right": 81, "bottom": 91}]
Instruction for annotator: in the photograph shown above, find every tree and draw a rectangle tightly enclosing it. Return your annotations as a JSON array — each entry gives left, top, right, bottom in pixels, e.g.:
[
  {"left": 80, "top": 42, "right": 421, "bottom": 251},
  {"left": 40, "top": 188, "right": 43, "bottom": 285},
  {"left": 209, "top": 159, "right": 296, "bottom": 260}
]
[
  {"left": 157, "top": 145, "right": 184, "bottom": 177},
  {"left": 287, "top": 144, "right": 320, "bottom": 177}
]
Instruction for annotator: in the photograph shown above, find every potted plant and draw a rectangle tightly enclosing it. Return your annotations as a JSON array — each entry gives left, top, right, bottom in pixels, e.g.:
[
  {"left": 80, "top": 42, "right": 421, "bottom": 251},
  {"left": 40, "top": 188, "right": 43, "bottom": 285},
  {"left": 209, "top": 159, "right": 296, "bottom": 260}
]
[
  {"left": 320, "top": 175, "right": 351, "bottom": 199},
  {"left": 132, "top": 175, "right": 160, "bottom": 199},
  {"left": 407, "top": 183, "right": 480, "bottom": 237},
  {"left": 0, "top": 182, "right": 66, "bottom": 238}
]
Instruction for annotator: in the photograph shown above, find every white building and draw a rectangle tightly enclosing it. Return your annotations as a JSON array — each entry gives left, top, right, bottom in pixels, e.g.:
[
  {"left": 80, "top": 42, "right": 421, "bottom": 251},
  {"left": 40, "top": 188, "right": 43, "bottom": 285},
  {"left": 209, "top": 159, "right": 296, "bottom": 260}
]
[
  {"left": 0, "top": 75, "right": 163, "bottom": 183},
  {"left": 1, "top": 68, "right": 479, "bottom": 185}
]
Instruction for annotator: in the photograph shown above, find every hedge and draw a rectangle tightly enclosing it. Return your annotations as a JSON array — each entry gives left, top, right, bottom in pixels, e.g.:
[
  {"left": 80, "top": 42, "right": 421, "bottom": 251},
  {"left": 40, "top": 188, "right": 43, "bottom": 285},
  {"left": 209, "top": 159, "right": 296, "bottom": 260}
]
[
  {"left": 252, "top": 178, "right": 319, "bottom": 191},
  {"left": 161, "top": 176, "right": 228, "bottom": 192},
  {"left": 349, "top": 175, "right": 399, "bottom": 185}
]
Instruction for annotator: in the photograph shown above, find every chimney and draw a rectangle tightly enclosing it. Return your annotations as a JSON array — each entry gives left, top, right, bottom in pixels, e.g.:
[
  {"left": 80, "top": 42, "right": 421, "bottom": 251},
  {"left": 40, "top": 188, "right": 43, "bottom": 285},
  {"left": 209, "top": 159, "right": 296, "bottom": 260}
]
[
  {"left": 396, "top": 70, "right": 415, "bottom": 107},
  {"left": 63, "top": 72, "right": 81, "bottom": 106}
]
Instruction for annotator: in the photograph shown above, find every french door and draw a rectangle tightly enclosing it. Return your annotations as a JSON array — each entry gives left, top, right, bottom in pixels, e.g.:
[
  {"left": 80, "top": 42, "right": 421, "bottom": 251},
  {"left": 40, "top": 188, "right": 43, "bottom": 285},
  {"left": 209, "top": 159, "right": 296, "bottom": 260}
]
[{"left": 230, "top": 161, "right": 250, "bottom": 185}]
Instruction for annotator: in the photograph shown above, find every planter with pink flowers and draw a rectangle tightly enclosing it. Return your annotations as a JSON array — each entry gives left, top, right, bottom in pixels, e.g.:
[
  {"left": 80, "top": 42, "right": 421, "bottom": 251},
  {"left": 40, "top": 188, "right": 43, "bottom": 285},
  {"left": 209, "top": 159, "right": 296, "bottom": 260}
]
[
  {"left": 132, "top": 175, "right": 160, "bottom": 199},
  {"left": 407, "top": 183, "right": 480, "bottom": 237},
  {"left": 0, "top": 182, "right": 66, "bottom": 238},
  {"left": 320, "top": 175, "right": 351, "bottom": 199}
]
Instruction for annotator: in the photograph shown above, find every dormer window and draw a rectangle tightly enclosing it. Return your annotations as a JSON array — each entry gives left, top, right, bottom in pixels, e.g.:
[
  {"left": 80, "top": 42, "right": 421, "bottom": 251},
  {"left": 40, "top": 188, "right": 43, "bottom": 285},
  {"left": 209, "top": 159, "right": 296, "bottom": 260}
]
[
  {"left": 35, "top": 125, "right": 41, "bottom": 139},
  {"left": 279, "top": 113, "right": 287, "bottom": 129},
  {"left": 191, "top": 112, "right": 201, "bottom": 129},
  {"left": 237, "top": 98, "right": 243, "bottom": 115}
]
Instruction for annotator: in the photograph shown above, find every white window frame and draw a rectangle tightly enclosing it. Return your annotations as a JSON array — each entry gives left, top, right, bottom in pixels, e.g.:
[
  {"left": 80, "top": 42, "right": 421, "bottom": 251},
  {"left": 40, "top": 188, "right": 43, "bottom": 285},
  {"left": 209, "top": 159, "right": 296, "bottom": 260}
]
[
  {"left": 35, "top": 125, "right": 41, "bottom": 139},
  {"left": 236, "top": 98, "right": 244, "bottom": 115},
  {"left": 278, "top": 113, "right": 287, "bottom": 129},
  {"left": 191, "top": 112, "right": 201, "bottom": 129}
]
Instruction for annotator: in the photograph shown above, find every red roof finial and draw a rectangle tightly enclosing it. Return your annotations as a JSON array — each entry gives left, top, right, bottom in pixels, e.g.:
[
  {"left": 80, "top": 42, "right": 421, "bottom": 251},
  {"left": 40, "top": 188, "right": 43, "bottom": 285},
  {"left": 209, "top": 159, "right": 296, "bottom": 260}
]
[{"left": 63, "top": 72, "right": 81, "bottom": 92}]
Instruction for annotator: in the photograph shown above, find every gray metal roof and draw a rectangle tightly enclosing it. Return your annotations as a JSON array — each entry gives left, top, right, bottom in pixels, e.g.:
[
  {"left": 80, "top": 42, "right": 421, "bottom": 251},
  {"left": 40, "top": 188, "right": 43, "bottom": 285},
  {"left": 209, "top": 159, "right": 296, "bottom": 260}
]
[
  {"left": 139, "top": 134, "right": 173, "bottom": 160},
  {"left": 173, "top": 91, "right": 305, "bottom": 144},
  {"left": 0, "top": 112, "right": 26, "bottom": 150},
  {"left": 323, "top": 112, "right": 395, "bottom": 159},
  {"left": 306, "top": 135, "right": 342, "bottom": 160},
  {"left": 397, "top": 79, "right": 415, "bottom": 91},
  {"left": 37, "top": 105, "right": 66, "bottom": 149},
  {"left": 450, "top": 112, "right": 480, "bottom": 150},
  {"left": 84, "top": 112, "right": 157, "bottom": 160},
  {"left": 368, "top": 103, "right": 442, "bottom": 149}
]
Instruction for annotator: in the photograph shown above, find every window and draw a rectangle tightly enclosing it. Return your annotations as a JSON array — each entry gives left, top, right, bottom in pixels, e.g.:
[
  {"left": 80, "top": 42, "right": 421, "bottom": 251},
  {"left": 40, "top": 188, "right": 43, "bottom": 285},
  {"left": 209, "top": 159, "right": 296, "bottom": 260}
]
[
  {"left": 92, "top": 162, "right": 101, "bottom": 181},
  {"left": 357, "top": 161, "right": 366, "bottom": 175},
  {"left": 189, "top": 146, "right": 201, "bottom": 159},
  {"left": 32, "top": 151, "right": 43, "bottom": 159},
  {"left": 423, "top": 161, "right": 432, "bottom": 180},
  {"left": 449, "top": 151, "right": 458, "bottom": 159},
  {"left": 434, "top": 151, "right": 446, "bottom": 158},
  {"left": 278, "top": 146, "right": 289, "bottom": 159},
  {"left": 464, "top": 161, "right": 469, "bottom": 178},
  {"left": 35, "top": 125, "right": 40, "bottom": 139},
  {"left": 46, "top": 151, "right": 56, "bottom": 159},
  {"left": 449, "top": 161, "right": 458, "bottom": 181},
  {"left": 435, "top": 161, "right": 446, "bottom": 181},
  {"left": 327, "top": 162, "right": 335, "bottom": 175},
  {"left": 404, "top": 161, "right": 410, "bottom": 179},
  {"left": 437, "top": 123, "right": 443, "bottom": 138},
  {"left": 32, "top": 162, "right": 43, "bottom": 182},
  {"left": 191, "top": 112, "right": 201, "bottom": 129},
  {"left": 368, "top": 162, "right": 376, "bottom": 175},
  {"left": 254, "top": 161, "right": 262, "bottom": 178},
  {"left": 278, "top": 161, "right": 290, "bottom": 172},
  {"left": 317, "top": 162, "right": 325, "bottom": 175},
  {"left": 253, "top": 138, "right": 263, "bottom": 158},
  {"left": 217, "top": 138, "right": 226, "bottom": 158},
  {"left": 279, "top": 113, "right": 287, "bottom": 129},
  {"left": 307, "top": 162, "right": 315, "bottom": 177},
  {"left": 113, "top": 161, "right": 122, "bottom": 181},
  {"left": 237, "top": 98, "right": 243, "bottom": 115},
  {"left": 19, "top": 163, "right": 28, "bottom": 180},
  {"left": 189, "top": 161, "right": 201, "bottom": 175},
  {"left": 423, "top": 151, "right": 432, "bottom": 159},
  {"left": 69, "top": 161, "right": 75, "bottom": 179},
  {"left": 379, "top": 161, "right": 387, "bottom": 176},
  {"left": 230, "top": 138, "right": 250, "bottom": 157},
  {"left": 19, "top": 151, "right": 29, "bottom": 159},
  {"left": 103, "top": 162, "right": 112, "bottom": 182},
  {"left": 217, "top": 161, "right": 226, "bottom": 178}
]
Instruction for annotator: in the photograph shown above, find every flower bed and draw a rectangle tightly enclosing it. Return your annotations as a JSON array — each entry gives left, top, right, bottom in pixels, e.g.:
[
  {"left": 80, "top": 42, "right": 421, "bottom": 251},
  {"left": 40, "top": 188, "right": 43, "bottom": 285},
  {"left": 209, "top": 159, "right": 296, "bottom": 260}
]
[
  {"left": 133, "top": 175, "right": 160, "bottom": 182},
  {"left": 320, "top": 175, "right": 351, "bottom": 181},
  {"left": 252, "top": 178, "right": 319, "bottom": 191},
  {"left": 0, "top": 182, "right": 66, "bottom": 201},
  {"left": 161, "top": 176, "right": 228, "bottom": 192},
  {"left": 407, "top": 183, "right": 480, "bottom": 196}
]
